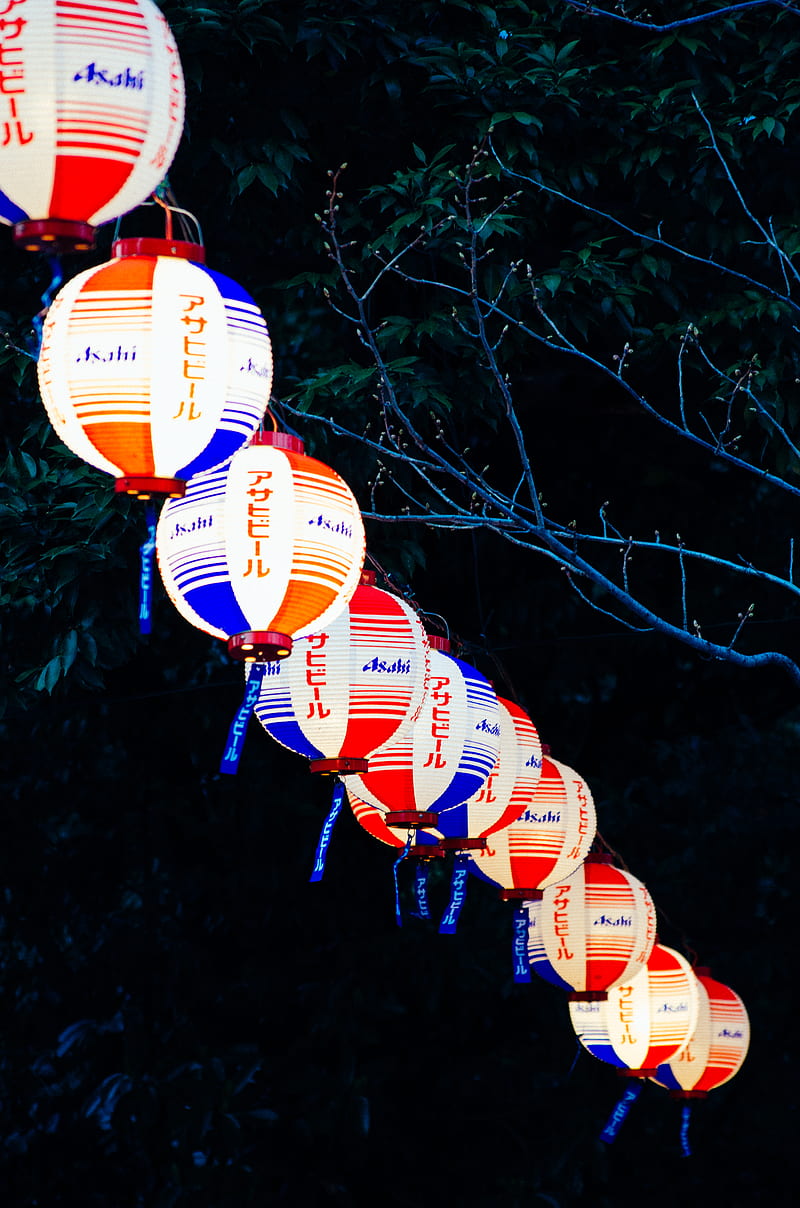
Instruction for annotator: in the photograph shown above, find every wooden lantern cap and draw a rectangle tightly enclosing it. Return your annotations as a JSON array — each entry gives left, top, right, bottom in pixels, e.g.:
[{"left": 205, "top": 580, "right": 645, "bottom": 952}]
[
  {"left": 115, "top": 475, "right": 185, "bottom": 499},
  {"left": 14, "top": 218, "right": 95, "bottom": 253},
  {"left": 438, "top": 836, "right": 487, "bottom": 851},
  {"left": 228, "top": 631, "right": 293, "bottom": 661},
  {"left": 360, "top": 569, "right": 377, "bottom": 586},
  {"left": 309, "top": 756, "right": 369, "bottom": 776},
  {"left": 251, "top": 430, "right": 304, "bottom": 454},
  {"left": 585, "top": 852, "right": 615, "bottom": 865},
  {"left": 112, "top": 236, "right": 206, "bottom": 262},
  {"left": 385, "top": 810, "right": 438, "bottom": 829},
  {"left": 499, "top": 888, "right": 543, "bottom": 901},
  {"left": 568, "top": 989, "right": 609, "bottom": 1002}
]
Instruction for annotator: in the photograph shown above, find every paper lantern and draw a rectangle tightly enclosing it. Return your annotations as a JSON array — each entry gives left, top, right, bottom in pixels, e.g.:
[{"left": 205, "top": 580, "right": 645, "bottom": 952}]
[
  {"left": 37, "top": 236, "right": 272, "bottom": 497},
  {"left": 469, "top": 755, "right": 596, "bottom": 897},
  {"left": 652, "top": 969, "right": 750, "bottom": 1098},
  {"left": 252, "top": 570, "right": 430, "bottom": 775},
  {"left": 1, "top": 0, "right": 184, "bottom": 251},
  {"left": 569, "top": 942, "right": 701, "bottom": 1077},
  {"left": 156, "top": 430, "right": 366, "bottom": 661},
  {"left": 526, "top": 854, "right": 657, "bottom": 999},
  {"left": 347, "top": 636, "right": 501, "bottom": 829}
]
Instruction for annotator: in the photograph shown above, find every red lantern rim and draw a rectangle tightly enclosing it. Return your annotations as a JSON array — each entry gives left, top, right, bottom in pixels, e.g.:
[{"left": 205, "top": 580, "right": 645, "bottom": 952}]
[
  {"left": 228, "top": 631, "right": 293, "bottom": 661},
  {"left": 499, "top": 888, "right": 544, "bottom": 901},
  {"left": 250, "top": 430, "right": 305, "bottom": 454},
  {"left": 438, "top": 836, "right": 487, "bottom": 851},
  {"left": 112, "top": 236, "right": 206, "bottom": 262},
  {"left": 13, "top": 219, "right": 96, "bottom": 253},
  {"left": 114, "top": 476, "right": 185, "bottom": 499},
  {"left": 385, "top": 810, "right": 438, "bottom": 829},
  {"left": 310, "top": 757, "right": 370, "bottom": 776}
]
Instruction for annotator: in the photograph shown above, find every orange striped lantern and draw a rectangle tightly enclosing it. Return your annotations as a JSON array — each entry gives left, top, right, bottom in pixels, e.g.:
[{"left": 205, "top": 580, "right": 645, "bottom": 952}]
[
  {"left": 156, "top": 430, "right": 366, "bottom": 662},
  {"left": 526, "top": 853, "right": 657, "bottom": 999},
  {"left": 1, "top": 0, "right": 184, "bottom": 252},
  {"left": 347, "top": 636, "right": 501, "bottom": 831},
  {"left": 37, "top": 236, "right": 273, "bottom": 498},
  {"left": 569, "top": 942, "right": 700, "bottom": 1077},
  {"left": 651, "top": 969, "right": 750, "bottom": 1098},
  {"left": 251, "top": 570, "right": 430, "bottom": 776},
  {"left": 469, "top": 755, "right": 596, "bottom": 898}
]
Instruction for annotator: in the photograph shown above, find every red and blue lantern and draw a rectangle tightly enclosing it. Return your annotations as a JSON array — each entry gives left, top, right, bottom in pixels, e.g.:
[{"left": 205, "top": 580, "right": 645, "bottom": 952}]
[{"left": 252, "top": 570, "right": 430, "bottom": 775}]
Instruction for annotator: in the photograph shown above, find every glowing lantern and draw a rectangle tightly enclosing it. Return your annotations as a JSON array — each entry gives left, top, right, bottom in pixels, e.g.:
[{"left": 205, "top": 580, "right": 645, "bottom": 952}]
[
  {"left": 1, "top": 0, "right": 184, "bottom": 252},
  {"left": 347, "top": 636, "right": 501, "bottom": 830},
  {"left": 652, "top": 969, "right": 750, "bottom": 1098},
  {"left": 569, "top": 942, "right": 700, "bottom": 1077},
  {"left": 526, "top": 853, "right": 657, "bottom": 999},
  {"left": 252, "top": 570, "right": 430, "bottom": 775},
  {"left": 469, "top": 755, "right": 596, "bottom": 898},
  {"left": 156, "top": 431, "right": 366, "bottom": 662},
  {"left": 38, "top": 236, "right": 272, "bottom": 498}
]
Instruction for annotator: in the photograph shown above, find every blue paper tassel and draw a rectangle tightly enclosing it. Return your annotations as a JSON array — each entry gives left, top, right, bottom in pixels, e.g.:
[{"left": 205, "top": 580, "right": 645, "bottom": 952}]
[
  {"left": 512, "top": 903, "right": 531, "bottom": 983},
  {"left": 219, "top": 662, "right": 267, "bottom": 775},
  {"left": 309, "top": 780, "right": 345, "bottom": 883},
  {"left": 439, "top": 853, "right": 470, "bottom": 934},
  {"left": 412, "top": 861, "right": 431, "bottom": 920},
  {"left": 680, "top": 1103, "right": 693, "bottom": 1157},
  {"left": 138, "top": 504, "right": 157, "bottom": 635},
  {"left": 392, "top": 832, "right": 413, "bottom": 927},
  {"left": 599, "top": 1080, "right": 643, "bottom": 1144}
]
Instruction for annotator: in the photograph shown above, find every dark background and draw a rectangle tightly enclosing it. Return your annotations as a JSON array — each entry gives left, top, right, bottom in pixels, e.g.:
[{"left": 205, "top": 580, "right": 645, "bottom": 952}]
[{"left": 1, "top": 3, "right": 798, "bottom": 1204}]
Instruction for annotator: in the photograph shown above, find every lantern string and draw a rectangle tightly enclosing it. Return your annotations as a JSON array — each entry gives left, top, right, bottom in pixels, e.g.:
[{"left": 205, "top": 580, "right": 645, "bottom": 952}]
[
  {"left": 599, "top": 1080, "right": 643, "bottom": 1145},
  {"left": 392, "top": 831, "right": 414, "bottom": 927},
  {"left": 410, "top": 859, "right": 431, "bottom": 920},
  {"left": 680, "top": 1103, "right": 693, "bottom": 1157},
  {"left": 30, "top": 256, "right": 63, "bottom": 356},
  {"left": 218, "top": 662, "right": 268, "bottom": 775},
  {"left": 309, "top": 779, "right": 346, "bottom": 883},
  {"left": 512, "top": 903, "right": 531, "bottom": 983},
  {"left": 439, "top": 852, "right": 470, "bottom": 934},
  {"left": 138, "top": 504, "right": 157, "bottom": 635}
]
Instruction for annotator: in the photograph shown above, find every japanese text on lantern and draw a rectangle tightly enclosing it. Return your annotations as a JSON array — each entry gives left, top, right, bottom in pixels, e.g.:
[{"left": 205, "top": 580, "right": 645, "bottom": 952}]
[
  {"left": 305, "top": 633, "right": 331, "bottom": 719},
  {"left": 172, "top": 295, "right": 206, "bottom": 421},
  {"left": 151, "top": 10, "right": 182, "bottom": 169},
  {"left": 1, "top": 2, "right": 33, "bottom": 147},
  {"left": 244, "top": 469, "right": 272, "bottom": 577},
  {"left": 616, "top": 984, "right": 637, "bottom": 1045},
  {"left": 564, "top": 778, "right": 591, "bottom": 860},
  {"left": 552, "top": 883, "right": 574, "bottom": 961},
  {"left": 422, "top": 675, "right": 450, "bottom": 769},
  {"left": 633, "top": 885, "right": 656, "bottom": 966}
]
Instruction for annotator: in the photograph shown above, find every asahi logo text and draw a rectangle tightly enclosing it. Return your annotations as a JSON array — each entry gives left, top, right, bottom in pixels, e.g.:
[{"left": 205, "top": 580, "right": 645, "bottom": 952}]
[
  {"left": 74, "top": 63, "right": 144, "bottom": 90},
  {"left": 361, "top": 656, "right": 411, "bottom": 674},
  {"left": 594, "top": 914, "right": 633, "bottom": 927},
  {"left": 475, "top": 718, "right": 500, "bottom": 735},
  {"left": 76, "top": 344, "right": 137, "bottom": 363},
  {"left": 308, "top": 514, "right": 353, "bottom": 538},
  {"left": 240, "top": 357, "right": 271, "bottom": 378},
  {"left": 521, "top": 808, "right": 561, "bottom": 824},
  {"left": 169, "top": 515, "right": 212, "bottom": 539}
]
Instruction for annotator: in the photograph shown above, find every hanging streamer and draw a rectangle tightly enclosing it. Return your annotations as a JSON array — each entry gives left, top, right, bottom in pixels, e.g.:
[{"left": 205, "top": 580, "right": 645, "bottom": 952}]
[
  {"left": 599, "top": 1081, "right": 643, "bottom": 1145},
  {"left": 439, "top": 853, "right": 470, "bottom": 935},
  {"left": 309, "top": 780, "right": 346, "bottom": 884},
  {"left": 680, "top": 1103, "right": 693, "bottom": 1158},
  {"left": 393, "top": 832, "right": 413, "bottom": 928},
  {"left": 138, "top": 504, "right": 157, "bottom": 635},
  {"left": 219, "top": 662, "right": 268, "bottom": 775},
  {"left": 513, "top": 903, "right": 531, "bottom": 984},
  {"left": 412, "top": 861, "right": 431, "bottom": 920}
]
